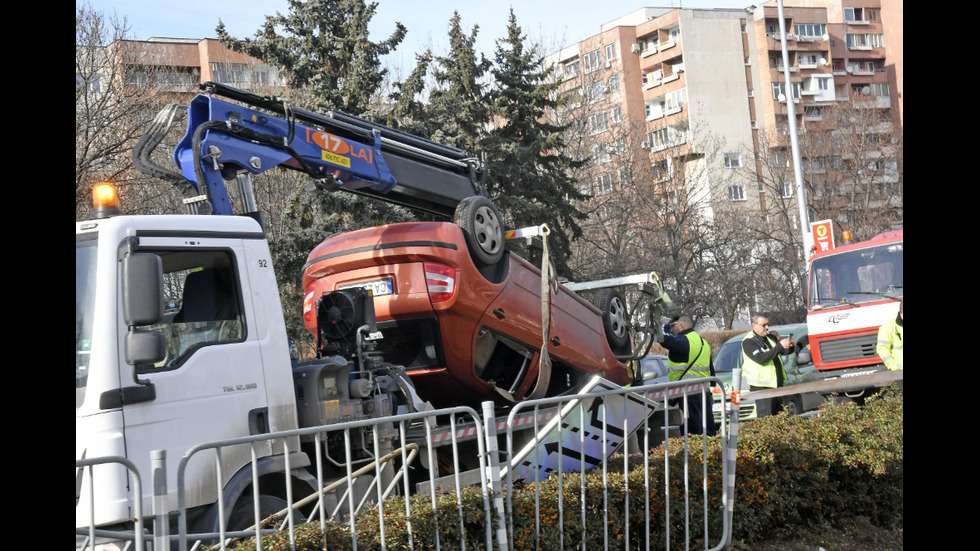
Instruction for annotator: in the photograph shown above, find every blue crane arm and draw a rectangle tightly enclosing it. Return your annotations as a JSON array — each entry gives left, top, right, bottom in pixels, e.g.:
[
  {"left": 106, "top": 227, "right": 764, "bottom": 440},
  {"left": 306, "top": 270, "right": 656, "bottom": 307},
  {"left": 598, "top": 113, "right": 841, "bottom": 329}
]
[{"left": 138, "top": 82, "right": 485, "bottom": 218}]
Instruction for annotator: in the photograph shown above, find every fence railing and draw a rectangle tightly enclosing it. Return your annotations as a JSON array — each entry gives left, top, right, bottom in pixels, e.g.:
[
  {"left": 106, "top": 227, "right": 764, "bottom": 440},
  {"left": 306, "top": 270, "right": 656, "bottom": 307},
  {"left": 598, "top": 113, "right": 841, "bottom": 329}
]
[{"left": 76, "top": 376, "right": 740, "bottom": 550}]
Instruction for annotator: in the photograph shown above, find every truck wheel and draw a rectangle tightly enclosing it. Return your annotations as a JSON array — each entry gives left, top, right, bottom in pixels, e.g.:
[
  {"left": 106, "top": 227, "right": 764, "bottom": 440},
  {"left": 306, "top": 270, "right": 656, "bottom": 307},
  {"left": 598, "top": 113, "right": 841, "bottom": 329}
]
[
  {"left": 780, "top": 395, "right": 803, "bottom": 417},
  {"left": 454, "top": 196, "right": 504, "bottom": 267},
  {"left": 227, "top": 494, "right": 303, "bottom": 533},
  {"left": 594, "top": 288, "right": 630, "bottom": 350}
]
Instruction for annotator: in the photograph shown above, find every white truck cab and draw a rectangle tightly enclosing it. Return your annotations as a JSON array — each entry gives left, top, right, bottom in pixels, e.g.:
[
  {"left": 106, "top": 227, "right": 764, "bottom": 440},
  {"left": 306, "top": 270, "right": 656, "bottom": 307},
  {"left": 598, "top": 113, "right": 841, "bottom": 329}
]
[{"left": 76, "top": 212, "right": 300, "bottom": 529}]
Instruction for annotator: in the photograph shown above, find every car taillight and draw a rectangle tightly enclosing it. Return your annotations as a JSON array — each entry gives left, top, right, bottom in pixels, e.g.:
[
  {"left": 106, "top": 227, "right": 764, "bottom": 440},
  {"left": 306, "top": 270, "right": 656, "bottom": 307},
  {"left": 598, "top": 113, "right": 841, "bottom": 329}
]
[
  {"left": 424, "top": 263, "right": 456, "bottom": 303},
  {"left": 303, "top": 287, "right": 315, "bottom": 323}
]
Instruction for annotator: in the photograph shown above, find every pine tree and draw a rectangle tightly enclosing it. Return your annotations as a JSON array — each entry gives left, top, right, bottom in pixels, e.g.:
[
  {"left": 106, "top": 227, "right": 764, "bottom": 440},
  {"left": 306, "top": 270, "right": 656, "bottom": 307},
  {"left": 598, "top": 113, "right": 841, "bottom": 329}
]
[
  {"left": 424, "top": 12, "right": 492, "bottom": 153},
  {"left": 486, "top": 10, "right": 587, "bottom": 277},
  {"left": 216, "top": 0, "right": 405, "bottom": 116}
]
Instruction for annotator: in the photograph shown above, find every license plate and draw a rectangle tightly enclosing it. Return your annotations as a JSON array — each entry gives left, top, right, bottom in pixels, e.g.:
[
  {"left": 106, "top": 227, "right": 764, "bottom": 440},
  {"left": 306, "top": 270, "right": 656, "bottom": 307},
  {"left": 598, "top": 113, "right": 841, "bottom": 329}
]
[
  {"left": 712, "top": 402, "right": 724, "bottom": 412},
  {"left": 339, "top": 278, "right": 393, "bottom": 297}
]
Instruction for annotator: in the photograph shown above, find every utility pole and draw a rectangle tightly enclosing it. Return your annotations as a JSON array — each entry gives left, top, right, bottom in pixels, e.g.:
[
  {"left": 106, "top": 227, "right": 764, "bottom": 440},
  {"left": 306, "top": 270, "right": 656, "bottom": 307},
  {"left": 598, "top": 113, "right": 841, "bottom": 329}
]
[{"left": 776, "top": 0, "right": 812, "bottom": 257}]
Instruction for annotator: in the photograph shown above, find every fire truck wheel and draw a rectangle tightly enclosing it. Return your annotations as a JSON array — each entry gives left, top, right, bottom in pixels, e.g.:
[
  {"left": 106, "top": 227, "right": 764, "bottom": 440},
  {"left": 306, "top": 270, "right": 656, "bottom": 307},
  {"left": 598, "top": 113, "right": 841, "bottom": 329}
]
[{"left": 780, "top": 395, "right": 803, "bottom": 417}]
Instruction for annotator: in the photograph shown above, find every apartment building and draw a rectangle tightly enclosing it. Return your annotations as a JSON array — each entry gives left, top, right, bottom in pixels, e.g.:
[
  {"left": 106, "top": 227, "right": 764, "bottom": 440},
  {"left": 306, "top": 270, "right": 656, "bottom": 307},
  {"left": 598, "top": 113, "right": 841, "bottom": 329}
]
[
  {"left": 102, "top": 37, "right": 283, "bottom": 95},
  {"left": 545, "top": 0, "right": 902, "bottom": 228}
]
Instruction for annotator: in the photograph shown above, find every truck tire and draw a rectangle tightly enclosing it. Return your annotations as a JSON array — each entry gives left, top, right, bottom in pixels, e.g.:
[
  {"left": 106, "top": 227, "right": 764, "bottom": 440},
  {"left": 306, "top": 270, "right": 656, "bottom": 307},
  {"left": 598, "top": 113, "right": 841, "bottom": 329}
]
[
  {"left": 780, "top": 395, "right": 803, "bottom": 417},
  {"left": 594, "top": 288, "right": 630, "bottom": 350},
  {"left": 454, "top": 196, "right": 504, "bottom": 267},
  {"left": 227, "top": 494, "right": 304, "bottom": 533}
]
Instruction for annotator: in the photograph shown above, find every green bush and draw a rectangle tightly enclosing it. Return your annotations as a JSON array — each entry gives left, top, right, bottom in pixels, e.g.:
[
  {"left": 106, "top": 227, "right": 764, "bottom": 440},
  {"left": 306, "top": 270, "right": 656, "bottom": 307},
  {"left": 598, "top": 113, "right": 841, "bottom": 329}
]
[{"left": 229, "top": 389, "right": 902, "bottom": 550}]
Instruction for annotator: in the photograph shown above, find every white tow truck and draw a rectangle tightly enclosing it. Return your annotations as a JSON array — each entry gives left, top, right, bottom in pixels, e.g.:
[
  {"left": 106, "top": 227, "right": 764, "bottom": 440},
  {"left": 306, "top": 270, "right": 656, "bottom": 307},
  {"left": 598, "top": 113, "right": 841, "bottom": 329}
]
[{"left": 76, "top": 82, "right": 678, "bottom": 545}]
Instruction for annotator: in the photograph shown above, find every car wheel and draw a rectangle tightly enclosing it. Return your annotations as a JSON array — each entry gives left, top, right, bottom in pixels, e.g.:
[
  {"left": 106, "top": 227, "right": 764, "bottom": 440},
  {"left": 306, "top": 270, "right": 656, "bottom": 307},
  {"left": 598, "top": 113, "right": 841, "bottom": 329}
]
[
  {"left": 594, "top": 288, "right": 630, "bottom": 349},
  {"left": 454, "top": 196, "right": 504, "bottom": 267}
]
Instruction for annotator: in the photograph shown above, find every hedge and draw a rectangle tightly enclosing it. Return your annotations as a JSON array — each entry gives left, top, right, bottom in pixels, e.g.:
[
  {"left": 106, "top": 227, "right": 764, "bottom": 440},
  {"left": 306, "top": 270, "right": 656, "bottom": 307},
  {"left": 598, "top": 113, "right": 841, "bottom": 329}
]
[{"left": 228, "top": 388, "right": 902, "bottom": 550}]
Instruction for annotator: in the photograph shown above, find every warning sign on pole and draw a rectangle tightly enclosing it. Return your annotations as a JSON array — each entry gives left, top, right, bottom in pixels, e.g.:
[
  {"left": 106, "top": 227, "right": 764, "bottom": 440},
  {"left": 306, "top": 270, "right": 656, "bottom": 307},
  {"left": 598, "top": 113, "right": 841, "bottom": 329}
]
[{"left": 811, "top": 220, "right": 835, "bottom": 252}]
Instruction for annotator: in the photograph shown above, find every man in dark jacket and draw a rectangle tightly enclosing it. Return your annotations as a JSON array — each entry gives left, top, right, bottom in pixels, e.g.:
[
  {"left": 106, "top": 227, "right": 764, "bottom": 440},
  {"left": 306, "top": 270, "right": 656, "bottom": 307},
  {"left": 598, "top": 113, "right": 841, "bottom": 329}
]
[
  {"left": 741, "top": 314, "right": 794, "bottom": 417},
  {"left": 661, "top": 314, "right": 716, "bottom": 436}
]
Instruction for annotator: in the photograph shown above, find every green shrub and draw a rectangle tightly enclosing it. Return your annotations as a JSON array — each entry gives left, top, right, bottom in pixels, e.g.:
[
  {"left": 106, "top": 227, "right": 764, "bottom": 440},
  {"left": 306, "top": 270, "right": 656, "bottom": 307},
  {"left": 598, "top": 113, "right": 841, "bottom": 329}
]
[{"left": 229, "top": 389, "right": 902, "bottom": 549}]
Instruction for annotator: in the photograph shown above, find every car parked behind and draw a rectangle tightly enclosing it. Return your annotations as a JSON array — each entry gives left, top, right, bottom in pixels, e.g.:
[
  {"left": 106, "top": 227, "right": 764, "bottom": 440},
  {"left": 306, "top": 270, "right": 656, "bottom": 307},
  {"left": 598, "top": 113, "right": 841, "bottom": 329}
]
[{"left": 711, "top": 323, "right": 824, "bottom": 425}]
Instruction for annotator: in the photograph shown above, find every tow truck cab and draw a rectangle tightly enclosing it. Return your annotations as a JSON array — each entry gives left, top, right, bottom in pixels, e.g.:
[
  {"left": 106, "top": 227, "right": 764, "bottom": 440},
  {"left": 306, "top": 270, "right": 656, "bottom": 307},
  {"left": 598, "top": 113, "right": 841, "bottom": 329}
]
[{"left": 76, "top": 205, "right": 300, "bottom": 528}]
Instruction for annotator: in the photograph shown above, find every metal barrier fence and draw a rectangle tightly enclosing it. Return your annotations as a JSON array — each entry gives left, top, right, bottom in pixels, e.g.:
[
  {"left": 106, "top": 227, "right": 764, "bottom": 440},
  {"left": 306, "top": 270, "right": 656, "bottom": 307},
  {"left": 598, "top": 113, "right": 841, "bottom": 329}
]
[
  {"left": 75, "top": 455, "right": 144, "bottom": 550},
  {"left": 76, "top": 377, "right": 739, "bottom": 551}
]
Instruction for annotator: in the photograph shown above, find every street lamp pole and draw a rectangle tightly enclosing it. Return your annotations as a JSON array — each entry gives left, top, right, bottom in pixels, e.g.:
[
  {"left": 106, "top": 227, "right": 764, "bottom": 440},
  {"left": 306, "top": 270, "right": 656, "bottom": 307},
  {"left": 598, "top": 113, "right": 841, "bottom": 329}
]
[{"left": 776, "top": 0, "right": 813, "bottom": 257}]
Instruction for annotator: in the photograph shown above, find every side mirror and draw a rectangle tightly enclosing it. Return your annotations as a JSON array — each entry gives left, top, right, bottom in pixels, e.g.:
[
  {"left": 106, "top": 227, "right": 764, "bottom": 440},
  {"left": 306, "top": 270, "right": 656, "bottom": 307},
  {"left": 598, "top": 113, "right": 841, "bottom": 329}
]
[
  {"left": 797, "top": 349, "right": 812, "bottom": 365},
  {"left": 122, "top": 253, "right": 163, "bottom": 326},
  {"left": 121, "top": 252, "right": 165, "bottom": 377}
]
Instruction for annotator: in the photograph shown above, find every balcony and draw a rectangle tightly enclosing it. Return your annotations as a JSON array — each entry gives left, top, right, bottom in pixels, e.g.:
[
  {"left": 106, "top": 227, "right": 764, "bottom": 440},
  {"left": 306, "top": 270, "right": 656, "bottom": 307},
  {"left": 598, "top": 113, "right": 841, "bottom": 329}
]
[
  {"left": 853, "top": 95, "right": 891, "bottom": 109},
  {"left": 662, "top": 73, "right": 680, "bottom": 84},
  {"left": 642, "top": 46, "right": 658, "bottom": 58}
]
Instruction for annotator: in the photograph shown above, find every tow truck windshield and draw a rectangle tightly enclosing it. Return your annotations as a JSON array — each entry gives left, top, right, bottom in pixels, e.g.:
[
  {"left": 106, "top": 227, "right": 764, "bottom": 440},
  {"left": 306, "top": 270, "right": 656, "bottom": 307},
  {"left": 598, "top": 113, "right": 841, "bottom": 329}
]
[
  {"left": 808, "top": 242, "right": 903, "bottom": 309},
  {"left": 76, "top": 237, "right": 98, "bottom": 408}
]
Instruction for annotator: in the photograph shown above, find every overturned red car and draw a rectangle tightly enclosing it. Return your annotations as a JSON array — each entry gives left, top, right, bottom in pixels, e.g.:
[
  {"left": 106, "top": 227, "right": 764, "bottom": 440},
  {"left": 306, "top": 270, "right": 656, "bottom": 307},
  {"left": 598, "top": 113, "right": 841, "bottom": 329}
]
[{"left": 301, "top": 197, "right": 636, "bottom": 409}]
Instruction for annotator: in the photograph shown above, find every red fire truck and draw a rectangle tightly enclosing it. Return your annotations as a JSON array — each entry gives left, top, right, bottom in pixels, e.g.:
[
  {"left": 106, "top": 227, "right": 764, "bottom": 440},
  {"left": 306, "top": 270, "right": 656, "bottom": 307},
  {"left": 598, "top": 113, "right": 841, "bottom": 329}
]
[{"left": 805, "top": 229, "right": 903, "bottom": 379}]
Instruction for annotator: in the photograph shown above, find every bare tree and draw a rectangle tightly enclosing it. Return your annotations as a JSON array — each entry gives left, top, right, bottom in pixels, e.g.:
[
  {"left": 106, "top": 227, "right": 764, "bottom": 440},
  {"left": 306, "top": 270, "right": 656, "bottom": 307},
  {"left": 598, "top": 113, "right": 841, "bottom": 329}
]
[{"left": 75, "top": 3, "right": 203, "bottom": 219}]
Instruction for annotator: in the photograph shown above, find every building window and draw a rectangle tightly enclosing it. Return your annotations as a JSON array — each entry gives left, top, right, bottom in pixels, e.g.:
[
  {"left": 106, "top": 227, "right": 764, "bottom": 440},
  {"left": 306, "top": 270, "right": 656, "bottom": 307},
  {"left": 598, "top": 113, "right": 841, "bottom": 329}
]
[
  {"left": 564, "top": 59, "right": 580, "bottom": 77},
  {"left": 608, "top": 74, "right": 620, "bottom": 91},
  {"left": 794, "top": 23, "right": 827, "bottom": 38},
  {"left": 724, "top": 153, "right": 741, "bottom": 168},
  {"left": 605, "top": 43, "right": 617, "bottom": 61},
  {"left": 610, "top": 105, "right": 623, "bottom": 124},
  {"left": 651, "top": 160, "right": 671, "bottom": 182},
  {"left": 843, "top": 7, "right": 864, "bottom": 22},
  {"left": 617, "top": 168, "right": 631, "bottom": 185},
  {"left": 772, "top": 82, "right": 801, "bottom": 101},
  {"left": 798, "top": 53, "right": 818, "bottom": 67},
  {"left": 596, "top": 172, "right": 615, "bottom": 195},
  {"left": 781, "top": 182, "right": 793, "bottom": 198},
  {"left": 210, "top": 62, "right": 279, "bottom": 86},
  {"left": 728, "top": 184, "right": 746, "bottom": 201},
  {"left": 583, "top": 50, "right": 602, "bottom": 73},
  {"left": 587, "top": 81, "right": 606, "bottom": 104},
  {"left": 592, "top": 144, "right": 612, "bottom": 165},
  {"left": 664, "top": 89, "right": 685, "bottom": 111},
  {"left": 772, "top": 151, "right": 789, "bottom": 167},
  {"left": 846, "top": 33, "right": 884, "bottom": 48},
  {"left": 588, "top": 112, "right": 608, "bottom": 134}
]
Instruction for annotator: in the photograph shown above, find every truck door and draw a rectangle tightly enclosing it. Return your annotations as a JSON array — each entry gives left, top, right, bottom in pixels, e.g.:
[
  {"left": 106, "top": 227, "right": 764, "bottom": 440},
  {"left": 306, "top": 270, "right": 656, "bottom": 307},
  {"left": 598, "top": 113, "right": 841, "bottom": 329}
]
[{"left": 120, "top": 238, "right": 276, "bottom": 513}]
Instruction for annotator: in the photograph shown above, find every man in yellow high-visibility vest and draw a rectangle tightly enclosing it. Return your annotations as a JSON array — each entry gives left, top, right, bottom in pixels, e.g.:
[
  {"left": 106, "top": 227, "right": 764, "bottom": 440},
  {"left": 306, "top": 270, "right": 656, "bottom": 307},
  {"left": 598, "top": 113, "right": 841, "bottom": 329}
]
[
  {"left": 741, "top": 314, "right": 794, "bottom": 417},
  {"left": 662, "top": 314, "right": 715, "bottom": 436},
  {"left": 876, "top": 298, "right": 903, "bottom": 370}
]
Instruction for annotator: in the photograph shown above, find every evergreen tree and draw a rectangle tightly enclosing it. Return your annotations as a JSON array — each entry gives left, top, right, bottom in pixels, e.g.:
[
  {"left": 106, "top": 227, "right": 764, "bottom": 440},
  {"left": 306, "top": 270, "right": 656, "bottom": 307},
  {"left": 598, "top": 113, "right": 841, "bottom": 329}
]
[
  {"left": 384, "top": 49, "right": 432, "bottom": 136},
  {"left": 214, "top": 0, "right": 418, "bottom": 353},
  {"left": 424, "top": 12, "right": 492, "bottom": 153},
  {"left": 486, "top": 10, "right": 587, "bottom": 277},
  {"left": 216, "top": 0, "right": 405, "bottom": 115}
]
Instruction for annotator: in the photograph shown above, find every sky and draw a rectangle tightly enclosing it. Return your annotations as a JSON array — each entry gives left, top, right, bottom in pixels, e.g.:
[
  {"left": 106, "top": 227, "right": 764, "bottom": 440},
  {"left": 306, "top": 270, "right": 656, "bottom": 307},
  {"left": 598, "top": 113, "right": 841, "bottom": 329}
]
[{"left": 82, "top": 0, "right": 757, "bottom": 76}]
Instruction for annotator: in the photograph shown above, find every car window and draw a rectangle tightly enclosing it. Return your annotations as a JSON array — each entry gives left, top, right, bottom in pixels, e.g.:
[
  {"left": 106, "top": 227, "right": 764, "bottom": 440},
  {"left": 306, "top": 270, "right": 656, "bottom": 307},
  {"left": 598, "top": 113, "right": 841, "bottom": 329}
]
[
  {"left": 642, "top": 357, "right": 666, "bottom": 378},
  {"left": 713, "top": 341, "right": 742, "bottom": 373}
]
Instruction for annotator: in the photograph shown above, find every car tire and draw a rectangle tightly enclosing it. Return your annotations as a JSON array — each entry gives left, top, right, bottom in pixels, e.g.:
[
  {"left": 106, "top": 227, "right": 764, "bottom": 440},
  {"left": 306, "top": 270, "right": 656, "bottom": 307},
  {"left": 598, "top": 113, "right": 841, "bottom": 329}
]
[
  {"left": 454, "top": 196, "right": 505, "bottom": 268},
  {"left": 594, "top": 288, "right": 630, "bottom": 350}
]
